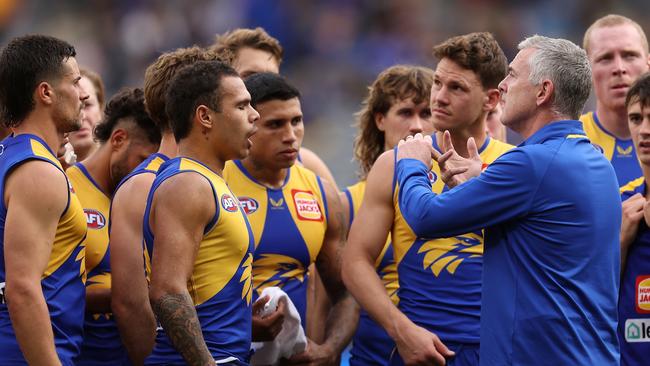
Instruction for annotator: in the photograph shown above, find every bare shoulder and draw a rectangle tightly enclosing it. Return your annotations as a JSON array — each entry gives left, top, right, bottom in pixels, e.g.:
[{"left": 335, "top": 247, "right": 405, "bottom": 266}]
[
  {"left": 112, "top": 172, "right": 157, "bottom": 220},
  {"left": 364, "top": 150, "right": 395, "bottom": 199},
  {"left": 113, "top": 173, "right": 156, "bottom": 203},
  {"left": 151, "top": 171, "right": 215, "bottom": 220},
  {"left": 5, "top": 159, "right": 68, "bottom": 211}
]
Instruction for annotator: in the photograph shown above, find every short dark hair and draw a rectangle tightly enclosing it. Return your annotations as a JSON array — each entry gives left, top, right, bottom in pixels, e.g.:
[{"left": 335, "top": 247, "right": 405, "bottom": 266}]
[
  {"left": 0, "top": 34, "right": 76, "bottom": 127},
  {"left": 433, "top": 32, "right": 508, "bottom": 90},
  {"left": 165, "top": 60, "right": 239, "bottom": 141},
  {"left": 94, "top": 88, "right": 160, "bottom": 146},
  {"left": 243, "top": 72, "right": 300, "bottom": 108},
  {"left": 626, "top": 72, "right": 650, "bottom": 110}
]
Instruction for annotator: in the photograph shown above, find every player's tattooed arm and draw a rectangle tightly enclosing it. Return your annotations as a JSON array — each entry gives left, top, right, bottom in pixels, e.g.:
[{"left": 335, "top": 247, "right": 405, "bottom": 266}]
[
  {"left": 148, "top": 174, "right": 216, "bottom": 366},
  {"left": 152, "top": 293, "right": 213, "bottom": 366}
]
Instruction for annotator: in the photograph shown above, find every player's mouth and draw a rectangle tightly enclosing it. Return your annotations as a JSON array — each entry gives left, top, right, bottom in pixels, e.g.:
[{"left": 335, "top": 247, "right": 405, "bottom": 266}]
[
  {"left": 278, "top": 148, "right": 298, "bottom": 159},
  {"left": 611, "top": 83, "right": 629, "bottom": 91},
  {"left": 432, "top": 108, "right": 451, "bottom": 117}
]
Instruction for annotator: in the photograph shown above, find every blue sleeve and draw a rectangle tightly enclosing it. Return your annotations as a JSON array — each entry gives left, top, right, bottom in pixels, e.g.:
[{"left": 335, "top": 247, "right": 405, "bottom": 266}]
[{"left": 395, "top": 149, "right": 539, "bottom": 238}]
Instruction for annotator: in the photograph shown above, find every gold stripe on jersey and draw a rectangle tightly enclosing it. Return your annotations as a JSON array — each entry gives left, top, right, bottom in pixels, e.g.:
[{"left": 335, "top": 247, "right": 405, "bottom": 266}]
[
  {"left": 177, "top": 158, "right": 252, "bottom": 306},
  {"left": 31, "top": 139, "right": 87, "bottom": 280}
]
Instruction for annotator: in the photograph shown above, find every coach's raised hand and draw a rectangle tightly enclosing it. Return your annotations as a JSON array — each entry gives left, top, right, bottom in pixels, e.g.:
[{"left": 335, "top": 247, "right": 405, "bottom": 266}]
[
  {"left": 397, "top": 133, "right": 435, "bottom": 170},
  {"left": 436, "top": 130, "right": 482, "bottom": 188}
]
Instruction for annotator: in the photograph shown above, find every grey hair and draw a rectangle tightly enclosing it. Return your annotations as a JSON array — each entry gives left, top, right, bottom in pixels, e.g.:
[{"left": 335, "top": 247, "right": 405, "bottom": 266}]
[{"left": 518, "top": 35, "right": 591, "bottom": 119}]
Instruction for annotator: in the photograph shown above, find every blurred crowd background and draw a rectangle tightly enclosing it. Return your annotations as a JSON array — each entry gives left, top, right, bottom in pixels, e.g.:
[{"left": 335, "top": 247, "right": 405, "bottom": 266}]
[{"left": 1, "top": 0, "right": 648, "bottom": 186}]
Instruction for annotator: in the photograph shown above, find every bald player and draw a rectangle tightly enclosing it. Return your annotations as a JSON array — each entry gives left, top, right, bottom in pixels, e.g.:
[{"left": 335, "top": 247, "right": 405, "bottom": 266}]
[{"left": 581, "top": 14, "right": 650, "bottom": 186}]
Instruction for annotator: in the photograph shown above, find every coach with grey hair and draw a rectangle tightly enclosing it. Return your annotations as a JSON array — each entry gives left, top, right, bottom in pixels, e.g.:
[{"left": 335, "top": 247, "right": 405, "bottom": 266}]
[{"left": 394, "top": 35, "right": 621, "bottom": 365}]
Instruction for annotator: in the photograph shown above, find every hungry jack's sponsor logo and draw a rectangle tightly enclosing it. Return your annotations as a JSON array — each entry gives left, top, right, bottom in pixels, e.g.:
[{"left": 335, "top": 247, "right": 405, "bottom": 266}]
[
  {"left": 292, "top": 189, "right": 323, "bottom": 221},
  {"left": 636, "top": 275, "right": 650, "bottom": 314}
]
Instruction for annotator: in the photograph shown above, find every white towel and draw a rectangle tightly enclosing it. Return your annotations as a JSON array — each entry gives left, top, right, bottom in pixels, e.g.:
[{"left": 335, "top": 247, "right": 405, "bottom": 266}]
[{"left": 250, "top": 287, "right": 307, "bottom": 365}]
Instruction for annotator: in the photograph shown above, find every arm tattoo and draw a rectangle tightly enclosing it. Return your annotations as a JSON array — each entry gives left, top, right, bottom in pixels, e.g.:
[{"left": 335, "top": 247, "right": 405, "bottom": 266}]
[{"left": 152, "top": 293, "right": 213, "bottom": 366}]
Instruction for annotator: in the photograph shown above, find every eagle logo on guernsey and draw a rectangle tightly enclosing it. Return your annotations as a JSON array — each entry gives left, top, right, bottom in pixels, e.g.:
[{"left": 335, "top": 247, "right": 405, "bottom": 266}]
[
  {"left": 419, "top": 235, "right": 482, "bottom": 276},
  {"left": 636, "top": 275, "right": 650, "bottom": 314},
  {"left": 88, "top": 272, "right": 113, "bottom": 320},
  {"left": 240, "top": 253, "right": 253, "bottom": 305},
  {"left": 238, "top": 197, "right": 259, "bottom": 214},
  {"left": 291, "top": 189, "right": 323, "bottom": 221},
  {"left": 84, "top": 209, "right": 106, "bottom": 229},
  {"left": 221, "top": 194, "right": 239, "bottom": 212},
  {"left": 253, "top": 254, "right": 305, "bottom": 293}
]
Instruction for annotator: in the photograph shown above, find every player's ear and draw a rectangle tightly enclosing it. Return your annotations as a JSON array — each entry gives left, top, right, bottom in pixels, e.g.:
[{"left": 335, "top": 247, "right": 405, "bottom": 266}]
[
  {"left": 483, "top": 88, "right": 500, "bottom": 112},
  {"left": 196, "top": 105, "right": 212, "bottom": 130},
  {"left": 36, "top": 82, "right": 54, "bottom": 106},
  {"left": 110, "top": 128, "right": 128, "bottom": 150},
  {"left": 536, "top": 79, "right": 554, "bottom": 107},
  {"left": 375, "top": 113, "right": 386, "bottom": 132}
]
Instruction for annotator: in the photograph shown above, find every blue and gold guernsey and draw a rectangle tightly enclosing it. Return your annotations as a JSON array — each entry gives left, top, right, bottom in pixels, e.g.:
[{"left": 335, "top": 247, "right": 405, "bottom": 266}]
[
  {"left": 619, "top": 177, "right": 650, "bottom": 366},
  {"left": 580, "top": 111, "right": 641, "bottom": 186},
  {"left": 344, "top": 180, "right": 398, "bottom": 365},
  {"left": 222, "top": 160, "right": 328, "bottom": 328},
  {"left": 0, "top": 134, "right": 87, "bottom": 365},
  {"left": 392, "top": 137, "right": 512, "bottom": 358},
  {"left": 143, "top": 157, "right": 254, "bottom": 365},
  {"left": 66, "top": 163, "right": 129, "bottom": 365}
]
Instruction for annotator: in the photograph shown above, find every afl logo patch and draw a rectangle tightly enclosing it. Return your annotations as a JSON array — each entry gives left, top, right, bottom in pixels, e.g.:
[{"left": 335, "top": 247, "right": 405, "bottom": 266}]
[
  {"left": 221, "top": 194, "right": 239, "bottom": 212},
  {"left": 84, "top": 209, "right": 106, "bottom": 229},
  {"left": 238, "top": 197, "right": 259, "bottom": 214},
  {"left": 292, "top": 189, "right": 323, "bottom": 221},
  {"left": 427, "top": 171, "right": 437, "bottom": 185}
]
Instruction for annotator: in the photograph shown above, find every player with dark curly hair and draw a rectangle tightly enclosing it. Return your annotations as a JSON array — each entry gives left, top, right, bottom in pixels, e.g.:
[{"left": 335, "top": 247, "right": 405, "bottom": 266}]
[{"left": 66, "top": 87, "right": 160, "bottom": 365}]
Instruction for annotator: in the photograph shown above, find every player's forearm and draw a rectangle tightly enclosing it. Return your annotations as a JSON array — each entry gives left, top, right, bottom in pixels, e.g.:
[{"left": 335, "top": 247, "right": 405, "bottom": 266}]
[
  {"left": 6, "top": 281, "right": 61, "bottom": 365},
  {"left": 85, "top": 287, "right": 112, "bottom": 314},
  {"left": 342, "top": 254, "right": 403, "bottom": 341},
  {"left": 321, "top": 292, "right": 358, "bottom": 354},
  {"left": 150, "top": 291, "right": 213, "bottom": 366},
  {"left": 113, "top": 293, "right": 156, "bottom": 365}
]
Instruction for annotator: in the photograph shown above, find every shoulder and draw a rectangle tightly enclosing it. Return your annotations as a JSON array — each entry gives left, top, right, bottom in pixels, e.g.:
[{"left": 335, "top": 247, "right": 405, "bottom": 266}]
[
  {"left": 5, "top": 159, "right": 68, "bottom": 210},
  {"left": 113, "top": 171, "right": 156, "bottom": 207},
  {"left": 372, "top": 149, "right": 396, "bottom": 174},
  {"left": 363, "top": 150, "right": 395, "bottom": 201}
]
